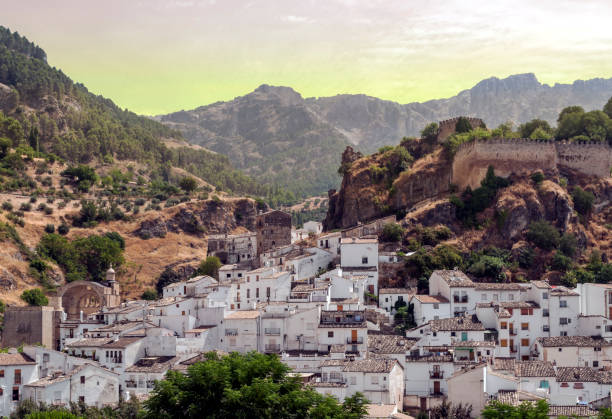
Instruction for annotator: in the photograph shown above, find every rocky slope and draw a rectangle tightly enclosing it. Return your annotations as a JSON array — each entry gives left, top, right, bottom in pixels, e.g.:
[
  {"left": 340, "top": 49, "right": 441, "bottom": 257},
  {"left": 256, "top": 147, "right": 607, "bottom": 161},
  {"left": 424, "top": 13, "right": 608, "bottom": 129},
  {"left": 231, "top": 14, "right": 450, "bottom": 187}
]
[
  {"left": 0, "top": 193, "right": 260, "bottom": 304},
  {"left": 160, "top": 74, "right": 612, "bottom": 197}
]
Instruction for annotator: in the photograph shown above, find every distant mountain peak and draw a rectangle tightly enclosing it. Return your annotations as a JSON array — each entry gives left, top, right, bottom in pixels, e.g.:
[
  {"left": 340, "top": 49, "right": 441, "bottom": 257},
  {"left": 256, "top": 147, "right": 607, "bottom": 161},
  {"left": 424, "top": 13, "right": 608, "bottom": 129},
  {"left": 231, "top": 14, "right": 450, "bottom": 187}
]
[{"left": 251, "top": 84, "right": 303, "bottom": 105}]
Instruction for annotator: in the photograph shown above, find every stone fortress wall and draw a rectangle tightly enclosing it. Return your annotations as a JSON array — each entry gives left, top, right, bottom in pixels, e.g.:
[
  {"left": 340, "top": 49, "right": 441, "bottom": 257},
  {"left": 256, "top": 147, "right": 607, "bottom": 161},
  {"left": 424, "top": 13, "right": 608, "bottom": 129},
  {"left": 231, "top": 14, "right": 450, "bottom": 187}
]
[{"left": 451, "top": 138, "right": 612, "bottom": 189}]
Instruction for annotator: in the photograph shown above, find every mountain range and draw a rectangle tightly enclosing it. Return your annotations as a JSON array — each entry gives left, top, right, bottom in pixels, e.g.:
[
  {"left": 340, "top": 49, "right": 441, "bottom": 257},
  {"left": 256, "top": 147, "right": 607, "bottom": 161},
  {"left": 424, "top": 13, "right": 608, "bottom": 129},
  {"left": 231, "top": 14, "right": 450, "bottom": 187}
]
[{"left": 160, "top": 74, "right": 612, "bottom": 197}]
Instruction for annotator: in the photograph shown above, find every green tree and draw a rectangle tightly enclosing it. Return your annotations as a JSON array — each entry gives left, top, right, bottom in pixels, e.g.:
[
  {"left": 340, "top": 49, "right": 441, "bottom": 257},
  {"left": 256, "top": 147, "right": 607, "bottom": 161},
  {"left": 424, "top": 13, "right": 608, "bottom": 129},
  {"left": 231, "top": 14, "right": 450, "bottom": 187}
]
[
  {"left": 421, "top": 122, "right": 439, "bottom": 140},
  {"left": 196, "top": 256, "right": 222, "bottom": 279},
  {"left": 455, "top": 117, "right": 473, "bottom": 133},
  {"left": 142, "top": 351, "right": 368, "bottom": 419},
  {"left": 526, "top": 221, "right": 560, "bottom": 250},
  {"left": 481, "top": 400, "right": 549, "bottom": 418},
  {"left": 604, "top": 96, "right": 612, "bottom": 119},
  {"left": 380, "top": 223, "right": 404, "bottom": 242},
  {"left": 559, "top": 233, "right": 578, "bottom": 258},
  {"left": 429, "top": 401, "right": 473, "bottom": 419},
  {"left": 179, "top": 176, "right": 198, "bottom": 193},
  {"left": 518, "top": 119, "right": 552, "bottom": 138},
  {"left": 20, "top": 288, "right": 48, "bottom": 306},
  {"left": 571, "top": 186, "right": 595, "bottom": 216},
  {"left": 0, "top": 137, "right": 12, "bottom": 158},
  {"left": 141, "top": 289, "right": 159, "bottom": 301}
]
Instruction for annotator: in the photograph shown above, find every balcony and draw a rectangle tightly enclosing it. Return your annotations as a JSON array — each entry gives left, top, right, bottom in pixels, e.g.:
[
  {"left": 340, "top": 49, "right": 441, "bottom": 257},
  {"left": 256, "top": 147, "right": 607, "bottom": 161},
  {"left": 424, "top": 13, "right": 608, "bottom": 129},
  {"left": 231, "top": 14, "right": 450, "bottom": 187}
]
[
  {"left": 125, "top": 380, "right": 137, "bottom": 388},
  {"left": 265, "top": 328, "right": 281, "bottom": 336},
  {"left": 225, "top": 329, "right": 238, "bottom": 336},
  {"left": 430, "top": 390, "right": 444, "bottom": 397},
  {"left": 509, "top": 330, "right": 517, "bottom": 336},
  {"left": 265, "top": 344, "right": 281, "bottom": 353},
  {"left": 510, "top": 345, "right": 517, "bottom": 353},
  {"left": 453, "top": 296, "right": 468, "bottom": 303},
  {"left": 429, "top": 371, "right": 444, "bottom": 379},
  {"left": 347, "top": 337, "right": 364, "bottom": 344}
]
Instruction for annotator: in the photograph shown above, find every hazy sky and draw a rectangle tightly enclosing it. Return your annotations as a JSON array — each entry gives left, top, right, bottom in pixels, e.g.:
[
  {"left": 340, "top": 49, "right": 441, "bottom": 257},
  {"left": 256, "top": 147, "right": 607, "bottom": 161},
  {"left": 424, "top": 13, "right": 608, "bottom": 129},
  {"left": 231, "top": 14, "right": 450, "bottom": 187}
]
[{"left": 3, "top": 0, "right": 612, "bottom": 115}]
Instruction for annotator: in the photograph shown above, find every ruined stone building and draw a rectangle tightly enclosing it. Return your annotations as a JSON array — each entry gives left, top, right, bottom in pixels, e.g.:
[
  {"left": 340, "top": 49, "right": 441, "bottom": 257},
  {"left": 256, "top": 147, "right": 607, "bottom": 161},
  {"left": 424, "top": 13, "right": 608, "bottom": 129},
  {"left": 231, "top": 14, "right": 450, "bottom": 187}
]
[
  {"left": 256, "top": 210, "right": 292, "bottom": 255},
  {"left": 207, "top": 232, "right": 257, "bottom": 265}
]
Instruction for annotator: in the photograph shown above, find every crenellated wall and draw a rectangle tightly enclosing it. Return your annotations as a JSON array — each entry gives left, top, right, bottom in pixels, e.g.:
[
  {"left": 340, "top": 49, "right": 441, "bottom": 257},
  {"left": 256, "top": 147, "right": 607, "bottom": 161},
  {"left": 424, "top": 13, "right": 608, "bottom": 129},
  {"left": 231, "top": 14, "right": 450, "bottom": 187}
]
[
  {"left": 451, "top": 138, "right": 612, "bottom": 189},
  {"left": 436, "top": 116, "right": 485, "bottom": 143}
]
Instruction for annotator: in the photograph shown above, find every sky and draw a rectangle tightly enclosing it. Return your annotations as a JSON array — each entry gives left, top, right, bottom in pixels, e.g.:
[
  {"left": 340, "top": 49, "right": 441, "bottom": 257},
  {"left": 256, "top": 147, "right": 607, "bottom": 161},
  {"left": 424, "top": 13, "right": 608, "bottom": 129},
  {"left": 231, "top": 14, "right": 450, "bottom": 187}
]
[{"left": 3, "top": 0, "right": 612, "bottom": 115}]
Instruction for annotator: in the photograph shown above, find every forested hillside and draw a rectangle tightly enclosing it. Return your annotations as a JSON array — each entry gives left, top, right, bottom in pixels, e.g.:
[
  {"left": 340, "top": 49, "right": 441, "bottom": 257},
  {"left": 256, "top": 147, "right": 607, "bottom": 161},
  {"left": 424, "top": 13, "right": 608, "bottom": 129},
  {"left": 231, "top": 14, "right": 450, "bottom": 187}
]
[{"left": 0, "top": 26, "right": 265, "bottom": 196}]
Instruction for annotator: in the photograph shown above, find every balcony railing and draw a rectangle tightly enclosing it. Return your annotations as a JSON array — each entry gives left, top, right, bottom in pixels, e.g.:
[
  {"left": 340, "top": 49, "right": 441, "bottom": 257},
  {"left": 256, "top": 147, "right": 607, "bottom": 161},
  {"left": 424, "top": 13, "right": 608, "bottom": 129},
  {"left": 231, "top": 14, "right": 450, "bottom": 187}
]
[
  {"left": 430, "top": 371, "right": 444, "bottom": 379},
  {"left": 225, "top": 329, "right": 238, "bottom": 336},
  {"left": 453, "top": 296, "right": 468, "bottom": 303},
  {"left": 346, "top": 337, "right": 364, "bottom": 344},
  {"left": 509, "top": 330, "right": 517, "bottom": 336},
  {"left": 265, "top": 328, "right": 281, "bottom": 336},
  {"left": 430, "top": 390, "right": 444, "bottom": 397},
  {"left": 265, "top": 344, "right": 281, "bottom": 353},
  {"left": 125, "top": 380, "right": 137, "bottom": 388},
  {"left": 311, "top": 295, "right": 328, "bottom": 302}
]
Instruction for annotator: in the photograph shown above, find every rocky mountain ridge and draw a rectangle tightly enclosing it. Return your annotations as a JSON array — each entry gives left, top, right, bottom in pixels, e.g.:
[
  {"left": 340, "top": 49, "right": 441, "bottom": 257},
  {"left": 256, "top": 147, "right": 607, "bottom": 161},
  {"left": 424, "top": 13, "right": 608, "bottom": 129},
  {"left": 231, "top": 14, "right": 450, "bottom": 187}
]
[{"left": 160, "top": 74, "right": 612, "bottom": 197}]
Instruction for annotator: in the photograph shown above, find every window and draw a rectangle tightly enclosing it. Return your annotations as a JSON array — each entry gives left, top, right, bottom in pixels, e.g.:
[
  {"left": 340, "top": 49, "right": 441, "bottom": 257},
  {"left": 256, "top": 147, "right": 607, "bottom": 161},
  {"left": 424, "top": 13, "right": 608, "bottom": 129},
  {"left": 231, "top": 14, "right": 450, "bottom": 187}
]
[
  {"left": 560, "top": 331, "right": 568, "bottom": 336},
  {"left": 433, "top": 303, "right": 439, "bottom": 310},
  {"left": 256, "top": 288, "right": 260, "bottom": 298},
  {"left": 247, "top": 289, "right": 250, "bottom": 298},
  {"left": 80, "top": 376, "right": 85, "bottom": 384},
  {"left": 543, "top": 309, "right": 549, "bottom": 317},
  {"left": 14, "top": 369, "right": 21, "bottom": 385},
  {"left": 558, "top": 348, "right": 563, "bottom": 352},
  {"left": 539, "top": 380, "right": 549, "bottom": 389},
  {"left": 521, "top": 339, "right": 529, "bottom": 347},
  {"left": 493, "top": 294, "right": 499, "bottom": 301},
  {"left": 79, "top": 396, "right": 85, "bottom": 403},
  {"left": 542, "top": 292, "right": 548, "bottom": 300},
  {"left": 521, "top": 323, "right": 529, "bottom": 331},
  {"left": 362, "top": 257, "right": 368, "bottom": 264},
  {"left": 0, "top": 388, "right": 2, "bottom": 395},
  {"left": 451, "top": 332, "right": 456, "bottom": 337},
  {"left": 461, "top": 332, "right": 468, "bottom": 342},
  {"left": 560, "top": 300, "right": 567, "bottom": 308},
  {"left": 560, "top": 382, "right": 569, "bottom": 387},
  {"left": 385, "top": 297, "right": 389, "bottom": 303},
  {"left": 500, "top": 322, "right": 507, "bottom": 329},
  {"left": 574, "top": 383, "right": 584, "bottom": 389},
  {"left": 543, "top": 325, "right": 550, "bottom": 332},
  {"left": 0, "top": 369, "right": 4, "bottom": 377},
  {"left": 350, "top": 376, "right": 356, "bottom": 385},
  {"left": 371, "top": 376, "right": 379, "bottom": 384},
  {"left": 500, "top": 339, "right": 508, "bottom": 347},
  {"left": 12, "top": 387, "right": 19, "bottom": 401},
  {"left": 509, "top": 294, "right": 514, "bottom": 301},
  {"left": 266, "top": 287, "right": 271, "bottom": 298},
  {"left": 328, "top": 331, "right": 334, "bottom": 338},
  {"left": 256, "top": 275, "right": 259, "bottom": 282},
  {"left": 594, "top": 361, "right": 599, "bottom": 367},
  {"left": 560, "top": 318, "right": 568, "bottom": 325}
]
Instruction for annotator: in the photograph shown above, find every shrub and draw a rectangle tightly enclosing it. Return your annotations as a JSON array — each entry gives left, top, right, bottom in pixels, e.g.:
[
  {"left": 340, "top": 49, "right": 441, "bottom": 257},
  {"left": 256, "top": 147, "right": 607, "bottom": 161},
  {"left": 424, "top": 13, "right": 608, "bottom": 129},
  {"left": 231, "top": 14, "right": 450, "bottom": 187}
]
[
  {"left": 57, "top": 224, "right": 70, "bottom": 235},
  {"left": 20, "top": 288, "right": 48, "bottom": 306},
  {"left": 551, "top": 251, "right": 573, "bottom": 272},
  {"left": 44, "top": 224, "right": 55, "bottom": 234},
  {"left": 135, "top": 198, "right": 146, "bottom": 206},
  {"left": 455, "top": 117, "right": 473, "bottom": 133},
  {"left": 1, "top": 201, "right": 13, "bottom": 211},
  {"left": 196, "top": 256, "right": 222, "bottom": 279},
  {"left": 37, "top": 203, "right": 47, "bottom": 211},
  {"left": 141, "top": 289, "right": 158, "bottom": 301},
  {"left": 559, "top": 233, "right": 578, "bottom": 258},
  {"left": 19, "top": 202, "right": 31, "bottom": 211},
  {"left": 380, "top": 223, "right": 404, "bottom": 242},
  {"left": 164, "top": 198, "right": 179, "bottom": 208},
  {"left": 530, "top": 171, "right": 545, "bottom": 184},
  {"left": 420, "top": 122, "right": 439, "bottom": 140},
  {"left": 179, "top": 176, "right": 198, "bottom": 193},
  {"left": 571, "top": 186, "right": 594, "bottom": 216},
  {"left": 30, "top": 196, "right": 37, "bottom": 203},
  {"left": 516, "top": 246, "right": 535, "bottom": 269},
  {"left": 526, "top": 221, "right": 560, "bottom": 250}
]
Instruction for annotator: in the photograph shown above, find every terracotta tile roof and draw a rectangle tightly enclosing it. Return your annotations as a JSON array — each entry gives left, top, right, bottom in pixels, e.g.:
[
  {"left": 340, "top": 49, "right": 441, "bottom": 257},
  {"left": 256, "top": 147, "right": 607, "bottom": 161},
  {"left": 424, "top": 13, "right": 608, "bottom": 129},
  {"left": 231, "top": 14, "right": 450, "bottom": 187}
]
[
  {"left": 368, "top": 334, "right": 418, "bottom": 354},
  {"left": 430, "top": 315, "right": 484, "bottom": 332},
  {"left": 514, "top": 361, "right": 555, "bottom": 377},
  {"left": 550, "top": 286, "right": 579, "bottom": 296},
  {"left": 366, "top": 404, "right": 397, "bottom": 418},
  {"left": 379, "top": 288, "right": 413, "bottom": 295},
  {"left": 341, "top": 237, "right": 378, "bottom": 244},
  {"left": 492, "top": 357, "right": 515, "bottom": 371},
  {"left": 555, "top": 367, "right": 600, "bottom": 382},
  {"left": 405, "top": 354, "right": 453, "bottom": 363},
  {"left": 224, "top": 310, "right": 261, "bottom": 320},
  {"left": 342, "top": 358, "right": 400, "bottom": 373},
  {"left": 537, "top": 336, "right": 611, "bottom": 347},
  {"left": 474, "top": 283, "right": 524, "bottom": 291},
  {"left": 548, "top": 405, "right": 599, "bottom": 418},
  {"left": 125, "top": 356, "right": 179, "bottom": 373},
  {"left": 432, "top": 270, "right": 474, "bottom": 287},
  {"left": 0, "top": 352, "right": 35, "bottom": 366},
  {"left": 530, "top": 280, "right": 551, "bottom": 289},
  {"left": 496, "top": 390, "right": 518, "bottom": 405},
  {"left": 413, "top": 295, "right": 449, "bottom": 304},
  {"left": 451, "top": 340, "right": 495, "bottom": 347},
  {"left": 66, "top": 338, "right": 112, "bottom": 348},
  {"left": 101, "top": 337, "right": 143, "bottom": 349}
]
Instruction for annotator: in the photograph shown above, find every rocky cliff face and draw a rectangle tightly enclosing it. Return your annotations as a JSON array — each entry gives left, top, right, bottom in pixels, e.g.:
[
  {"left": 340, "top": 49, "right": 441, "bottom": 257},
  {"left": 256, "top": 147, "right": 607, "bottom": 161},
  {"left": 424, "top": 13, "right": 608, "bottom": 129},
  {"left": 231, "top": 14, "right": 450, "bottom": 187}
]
[{"left": 160, "top": 74, "right": 612, "bottom": 197}]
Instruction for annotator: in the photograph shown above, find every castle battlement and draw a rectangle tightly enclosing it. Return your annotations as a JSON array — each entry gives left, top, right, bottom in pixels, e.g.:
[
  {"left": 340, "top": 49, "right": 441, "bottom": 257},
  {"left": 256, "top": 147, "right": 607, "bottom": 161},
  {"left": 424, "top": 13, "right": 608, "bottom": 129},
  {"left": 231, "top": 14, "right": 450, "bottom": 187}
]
[{"left": 451, "top": 137, "right": 612, "bottom": 189}]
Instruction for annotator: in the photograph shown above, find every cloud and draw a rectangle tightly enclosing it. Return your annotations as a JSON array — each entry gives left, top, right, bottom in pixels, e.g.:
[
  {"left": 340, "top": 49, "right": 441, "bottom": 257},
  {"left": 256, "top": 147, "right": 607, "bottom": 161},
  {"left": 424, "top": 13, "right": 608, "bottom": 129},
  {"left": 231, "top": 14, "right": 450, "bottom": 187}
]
[{"left": 280, "top": 15, "right": 313, "bottom": 23}]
